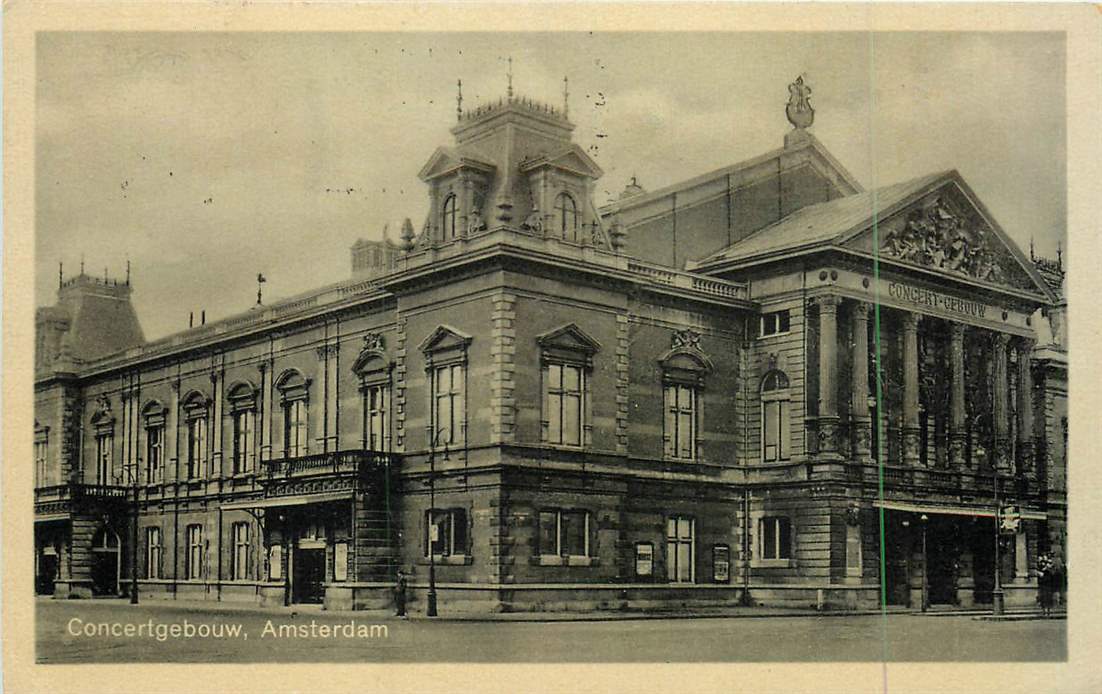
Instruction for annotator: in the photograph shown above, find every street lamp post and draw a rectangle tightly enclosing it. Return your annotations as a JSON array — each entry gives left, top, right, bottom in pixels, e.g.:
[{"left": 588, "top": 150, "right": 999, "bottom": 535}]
[
  {"left": 426, "top": 427, "right": 449, "bottom": 618},
  {"left": 920, "top": 514, "right": 929, "bottom": 613},
  {"left": 992, "top": 470, "right": 1005, "bottom": 616},
  {"left": 127, "top": 463, "right": 139, "bottom": 605}
]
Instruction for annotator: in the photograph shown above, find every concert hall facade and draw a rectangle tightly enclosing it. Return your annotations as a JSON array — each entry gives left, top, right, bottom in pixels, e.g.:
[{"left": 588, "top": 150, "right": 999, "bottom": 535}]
[{"left": 34, "top": 79, "right": 1067, "bottom": 613}]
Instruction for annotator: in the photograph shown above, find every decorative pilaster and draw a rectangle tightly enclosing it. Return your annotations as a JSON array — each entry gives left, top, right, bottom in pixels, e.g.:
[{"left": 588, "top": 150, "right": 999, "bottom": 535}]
[
  {"left": 993, "top": 333, "right": 1011, "bottom": 473},
  {"left": 210, "top": 370, "right": 222, "bottom": 478},
  {"left": 1017, "top": 338, "right": 1036, "bottom": 477},
  {"left": 615, "top": 313, "right": 630, "bottom": 454},
  {"left": 816, "top": 295, "right": 841, "bottom": 456},
  {"left": 948, "top": 324, "right": 968, "bottom": 469},
  {"left": 901, "top": 312, "right": 921, "bottom": 466},
  {"left": 489, "top": 292, "right": 518, "bottom": 444},
  {"left": 168, "top": 380, "right": 180, "bottom": 484},
  {"left": 850, "top": 301, "right": 871, "bottom": 460},
  {"left": 258, "top": 362, "right": 273, "bottom": 462}
]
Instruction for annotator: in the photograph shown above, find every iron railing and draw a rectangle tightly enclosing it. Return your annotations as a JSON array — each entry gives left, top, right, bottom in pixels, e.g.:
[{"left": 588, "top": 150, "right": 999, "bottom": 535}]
[{"left": 262, "top": 449, "right": 396, "bottom": 479}]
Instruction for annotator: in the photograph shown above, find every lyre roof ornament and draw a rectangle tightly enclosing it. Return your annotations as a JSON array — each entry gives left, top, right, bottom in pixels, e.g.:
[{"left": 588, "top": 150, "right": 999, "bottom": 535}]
[{"left": 786, "top": 75, "right": 814, "bottom": 130}]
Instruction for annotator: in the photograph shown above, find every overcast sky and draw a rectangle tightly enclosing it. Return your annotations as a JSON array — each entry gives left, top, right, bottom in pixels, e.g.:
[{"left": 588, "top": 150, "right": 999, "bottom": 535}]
[{"left": 36, "top": 32, "right": 1066, "bottom": 340}]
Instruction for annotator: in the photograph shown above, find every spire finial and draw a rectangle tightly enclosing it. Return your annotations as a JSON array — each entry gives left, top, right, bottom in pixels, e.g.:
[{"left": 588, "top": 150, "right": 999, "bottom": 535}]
[
  {"left": 59, "top": 261, "right": 63, "bottom": 289},
  {"left": 1057, "top": 240, "right": 1063, "bottom": 269},
  {"left": 80, "top": 254, "right": 85, "bottom": 275},
  {"left": 1030, "top": 236, "right": 1035, "bottom": 261},
  {"left": 563, "top": 76, "right": 570, "bottom": 118},
  {"left": 457, "top": 78, "right": 463, "bottom": 121},
  {"left": 126, "top": 258, "right": 131, "bottom": 286},
  {"left": 507, "top": 57, "right": 514, "bottom": 99}
]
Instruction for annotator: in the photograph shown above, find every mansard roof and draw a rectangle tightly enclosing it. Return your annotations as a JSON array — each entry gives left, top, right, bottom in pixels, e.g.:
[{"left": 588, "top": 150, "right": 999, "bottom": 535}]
[{"left": 690, "top": 169, "right": 1058, "bottom": 304}]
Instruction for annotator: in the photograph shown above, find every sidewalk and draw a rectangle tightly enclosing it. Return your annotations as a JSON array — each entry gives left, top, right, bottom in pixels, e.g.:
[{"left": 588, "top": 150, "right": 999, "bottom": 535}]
[{"left": 40, "top": 596, "right": 1061, "bottom": 622}]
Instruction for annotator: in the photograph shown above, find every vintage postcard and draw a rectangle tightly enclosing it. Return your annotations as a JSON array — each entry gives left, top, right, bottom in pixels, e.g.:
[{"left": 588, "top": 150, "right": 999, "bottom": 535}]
[{"left": 4, "top": 2, "right": 1100, "bottom": 693}]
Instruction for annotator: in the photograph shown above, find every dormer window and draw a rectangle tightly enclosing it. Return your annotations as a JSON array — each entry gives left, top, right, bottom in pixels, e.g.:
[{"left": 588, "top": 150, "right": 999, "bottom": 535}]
[
  {"left": 555, "top": 192, "right": 579, "bottom": 242},
  {"left": 442, "top": 194, "right": 458, "bottom": 241}
]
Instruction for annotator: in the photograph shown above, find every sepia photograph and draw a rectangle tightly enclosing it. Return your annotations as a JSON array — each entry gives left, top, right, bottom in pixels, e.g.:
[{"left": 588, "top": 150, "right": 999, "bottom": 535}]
[{"left": 7, "top": 5, "right": 1099, "bottom": 690}]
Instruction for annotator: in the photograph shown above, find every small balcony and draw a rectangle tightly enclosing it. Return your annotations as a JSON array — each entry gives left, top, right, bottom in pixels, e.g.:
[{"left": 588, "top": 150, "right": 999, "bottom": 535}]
[
  {"left": 34, "top": 483, "right": 131, "bottom": 518},
  {"left": 261, "top": 449, "right": 397, "bottom": 481}
]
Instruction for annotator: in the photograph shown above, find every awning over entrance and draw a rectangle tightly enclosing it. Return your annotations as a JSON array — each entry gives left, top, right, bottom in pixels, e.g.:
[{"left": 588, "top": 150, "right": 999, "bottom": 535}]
[
  {"left": 873, "top": 500, "right": 1046, "bottom": 521},
  {"left": 34, "top": 513, "right": 71, "bottom": 523},
  {"left": 220, "top": 491, "right": 352, "bottom": 510}
]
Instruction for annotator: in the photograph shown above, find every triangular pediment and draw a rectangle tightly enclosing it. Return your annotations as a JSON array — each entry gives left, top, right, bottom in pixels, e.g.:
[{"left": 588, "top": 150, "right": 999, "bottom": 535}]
[
  {"left": 841, "top": 175, "right": 1055, "bottom": 301},
  {"left": 537, "top": 323, "right": 602, "bottom": 354},
  {"left": 418, "top": 325, "right": 473, "bottom": 354},
  {"left": 417, "top": 147, "right": 496, "bottom": 182},
  {"left": 520, "top": 145, "right": 603, "bottom": 179}
]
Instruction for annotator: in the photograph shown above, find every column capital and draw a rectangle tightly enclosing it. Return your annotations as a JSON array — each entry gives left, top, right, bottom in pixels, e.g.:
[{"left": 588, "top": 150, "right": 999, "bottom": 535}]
[
  {"left": 949, "top": 322, "right": 966, "bottom": 340},
  {"left": 994, "top": 332, "right": 1011, "bottom": 349},
  {"left": 1017, "top": 336, "right": 1036, "bottom": 355},
  {"left": 257, "top": 362, "right": 268, "bottom": 375},
  {"left": 813, "top": 294, "right": 843, "bottom": 314},
  {"left": 901, "top": 311, "right": 921, "bottom": 331},
  {"left": 851, "top": 300, "right": 872, "bottom": 320}
]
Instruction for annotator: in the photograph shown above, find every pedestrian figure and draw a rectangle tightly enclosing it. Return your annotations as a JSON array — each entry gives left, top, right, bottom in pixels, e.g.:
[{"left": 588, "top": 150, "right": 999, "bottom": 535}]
[
  {"left": 394, "top": 570, "right": 408, "bottom": 618},
  {"left": 1037, "top": 553, "right": 1055, "bottom": 617}
]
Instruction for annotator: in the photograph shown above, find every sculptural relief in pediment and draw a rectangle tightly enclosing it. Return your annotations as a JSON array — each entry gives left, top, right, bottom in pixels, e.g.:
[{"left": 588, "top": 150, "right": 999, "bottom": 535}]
[{"left": 850, "top": 189, "right": 1036, "bottom": 292}]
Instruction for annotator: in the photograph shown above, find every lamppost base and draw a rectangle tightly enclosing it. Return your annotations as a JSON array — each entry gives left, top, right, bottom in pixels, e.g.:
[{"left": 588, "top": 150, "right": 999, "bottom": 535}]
[
  {"left": 427, "top": 591, "right": 438, "bottom": 617},
  {"left": 992, "top": 589, "right": 1005, "bottom": 615},
  {"left": 130, "top": 593, "right": 139, "bottom": 605}
]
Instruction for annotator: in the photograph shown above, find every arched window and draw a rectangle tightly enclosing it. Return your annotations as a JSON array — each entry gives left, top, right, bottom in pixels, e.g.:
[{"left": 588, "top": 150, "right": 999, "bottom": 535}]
[
  {"left": 276, "top": 370, "right": 310, "bottom": 457},
  {"left": 226, "top": 382, "right": 257, "bottom": 474},
  {"left": 554, "top": 192, "right": 579, "bottom": 242},
  {"left": 442, "top": 194, "right": 457, "bottom": 241},
  {"left": 761, "top": 370, "right": 791, "bottom": 462}
]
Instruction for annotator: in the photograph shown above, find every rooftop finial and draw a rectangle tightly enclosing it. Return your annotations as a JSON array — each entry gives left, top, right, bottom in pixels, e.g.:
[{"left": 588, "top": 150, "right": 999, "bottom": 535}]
[
  {"left": 563, "top": 76, "right": 570, "bottom": 118},
  {"left": 786, "top": 75, "right": 814, "bottom": 130},
  {"left": 59, "top": 261, "right": 63, "bottom": 289},
  {"left": 80, "top": 254, "right": 85, "bottom": 275},
  {"left": 126, "top": 258, "right": 131, "bottom": 286},
  {"left": 1057, "top": 240, "right": 1063, "bottom": 269},
  {"left": 456, "top": 78, "right": 463, "bottom": 121},
  {"left": 1030, "top": 236, "right": 1035, "bottom": 261},
  {"left": 507, "top": 57, "right": 514, "bottom": 99}
]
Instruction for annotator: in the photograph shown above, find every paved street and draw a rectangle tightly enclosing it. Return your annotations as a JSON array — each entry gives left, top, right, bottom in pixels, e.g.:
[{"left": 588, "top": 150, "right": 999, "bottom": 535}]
[{"left": 37, "top": 599, "right": 1065, "bottom": 663}]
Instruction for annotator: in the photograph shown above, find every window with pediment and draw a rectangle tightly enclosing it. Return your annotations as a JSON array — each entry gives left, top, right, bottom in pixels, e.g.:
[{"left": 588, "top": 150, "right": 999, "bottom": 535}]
[
  {"left": 442, "top": 194, "right": 458, "bottom": 241},
  {"left": 181, "top": 391, "right": 209, "bottom": 480},
  {"left": 352, "top": 333, "right": 393, "bottom": 452},
  {"left": 141, "top": 401, "right": 167, "bottom": 484},
  {"left": 227, "top": 382, "right": 258, "bottom": 474},
  {"left": 659, "top": 330, "right": 713, "bottom": 461},
  {"left": 34, "top": 423, "right": 50, "bottom": 487},
  {"left": 554, "top": 192, "right": 579, "bottom": 242},
  {"left": 537, "top": 324, "right": 600, "bottom": 448},
  {"left": 276, "top": 370, "right": 311, "bottom": 457},
  {"left": 419, "top": 326, "right": 471, "bottom": 448}
]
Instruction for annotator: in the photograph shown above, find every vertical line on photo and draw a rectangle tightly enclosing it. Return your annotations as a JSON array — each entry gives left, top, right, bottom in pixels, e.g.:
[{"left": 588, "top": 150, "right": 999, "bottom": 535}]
[{"left": 864, "top": 27, "right": 891, "bottom": 681}]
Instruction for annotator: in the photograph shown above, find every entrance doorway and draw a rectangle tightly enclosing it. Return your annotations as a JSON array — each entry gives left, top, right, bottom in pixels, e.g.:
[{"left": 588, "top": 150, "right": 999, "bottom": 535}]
[
  {"left": 925, "top": 516, "right": 960, "bottom": 605},
  {"left": 292, "top": 547, "right": 326, "bottom": 604},
  {"left": 883, "top": 514, "right": 912, "bottom": 606},
  {"left": 91, "top": 527, "right": 121, "bottom": 596},
  {"left": 36, "top": 548, "right": 58, "bottom": 595}
]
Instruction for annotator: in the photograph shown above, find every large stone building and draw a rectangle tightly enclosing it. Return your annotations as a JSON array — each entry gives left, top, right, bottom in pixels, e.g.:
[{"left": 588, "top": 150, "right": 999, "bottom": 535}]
[{"left": 33, "top": 78, "right": 1067, "bottom": 612}]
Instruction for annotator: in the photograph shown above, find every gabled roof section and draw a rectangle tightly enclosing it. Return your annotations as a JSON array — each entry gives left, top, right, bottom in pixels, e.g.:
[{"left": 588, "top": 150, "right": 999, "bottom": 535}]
[
  {"left": 536, "top": 323, "right": 602, "bottom": 354},
  {"left": 519, "top": 144, "right": 604, "bottom": 179},
  {"left": 691, "top": 170, "right": 1057, "bottom": 303},
  {"left": 417, "top": 146, "right": 496, "bottom": 182},
  {"left": 418, "top": 324, "right": 473, "bottom": 354}
]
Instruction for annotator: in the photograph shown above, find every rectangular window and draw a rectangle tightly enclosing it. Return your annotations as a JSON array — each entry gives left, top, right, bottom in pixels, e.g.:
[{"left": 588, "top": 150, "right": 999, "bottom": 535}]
[
  {"left": 544, "top": 363, "right": 585, "bottom": 446},
  {"left": 145, "top": 527, "right": 162, "bottom": 579},
  {"left": 186, "top": 416, "right": 207, "bottom": 479},
  {"left": 364, "top": 384, "right": 389, "bottom": 451},
  {"left": 34, "top": 439, "right": 48, "bottom": 487},
  {"left": 284, "top": 400, "right": 307, "bottom": 457},
  {"left": 95, "top": 433, "right": 113, "bottom": 485},
  {"left": 145, "top": 426, "right": 163, "bottom": 484},
  {"left": 759, "top": 516, "right": 792, "bottom": 560},
  {"left": 664, "top": 384, "right": 697, "bottom": 460},
  {"left": 424, "top": 508, "right": 468, "bottom": 557},
  {"left": 762, "top": 400, "right": 790, "bottom": 462},
  {"left": 537, "top": 509, "right": 590, "bottom": 557},
  {"left": 186, "top": 524, "right": 203, "bottom": 580},
  {"left": 231, "top": 522, "right": 250, "bottom": 580},
  {"left": 635, "top": 542, "right": 654, "bottom": 578},
  {"left": 432, "top": 364, "right": 464, "bottom": 445},
  {"left": 232, "top": 410, "right": 254, "bottom": 474},
  {"left": 760, "top": 310, "right": 791, "bottom": 337},
  {"left": 666, "top": 516, "right": 695, "bottom": 583}
]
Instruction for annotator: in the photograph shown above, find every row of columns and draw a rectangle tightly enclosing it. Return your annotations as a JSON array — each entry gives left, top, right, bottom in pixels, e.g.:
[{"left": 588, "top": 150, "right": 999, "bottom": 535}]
[{"left": 813, "top": 295, "right": 1035, "bottom": 472}]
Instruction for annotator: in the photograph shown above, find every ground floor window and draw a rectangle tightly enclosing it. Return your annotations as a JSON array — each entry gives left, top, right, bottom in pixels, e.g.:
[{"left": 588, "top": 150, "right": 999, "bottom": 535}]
[
  {"left": 424, "top": 508, "right": 468, "bottom": 557},
  {"left": 635, "top": 542, "right": 654, "bottom": 578},
  {"left": 666, "top": 516, "right": 695, "bottom": 583},
  {"left": 145, "top": 527, "right": 162, "bottom": 579},
  {"left": 231, "top": 522, "right": 250, "bottom": 580},
  {"left": 186, "top": 525, "right": 203, "bottom": 579},
  {"left": 538, "top": 509, "right": 590, "bottom": 557},
  {"left": 759, "top": 516, "right": 792, "bottom": 560}
]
